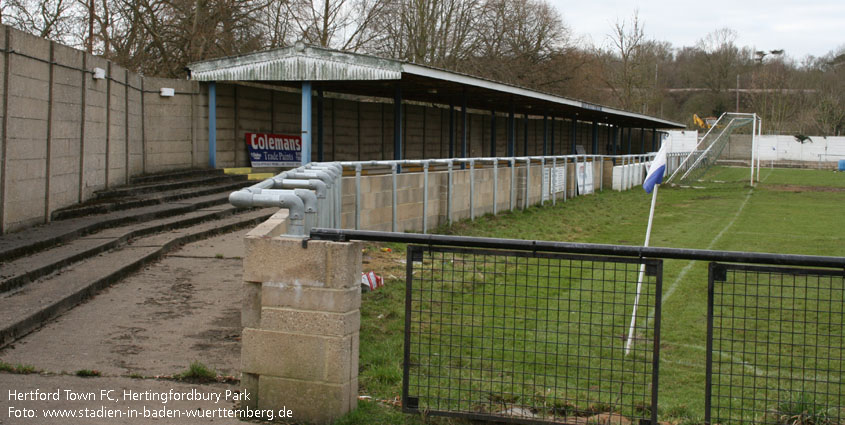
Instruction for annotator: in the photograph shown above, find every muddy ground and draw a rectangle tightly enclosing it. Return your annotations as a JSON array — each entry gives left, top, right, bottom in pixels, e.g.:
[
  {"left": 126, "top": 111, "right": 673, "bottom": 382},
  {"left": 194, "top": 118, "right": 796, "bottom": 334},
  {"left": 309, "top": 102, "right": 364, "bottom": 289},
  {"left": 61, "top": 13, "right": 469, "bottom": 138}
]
[{"left": 0, "top": 230, "right": 255, "bottom": 424}]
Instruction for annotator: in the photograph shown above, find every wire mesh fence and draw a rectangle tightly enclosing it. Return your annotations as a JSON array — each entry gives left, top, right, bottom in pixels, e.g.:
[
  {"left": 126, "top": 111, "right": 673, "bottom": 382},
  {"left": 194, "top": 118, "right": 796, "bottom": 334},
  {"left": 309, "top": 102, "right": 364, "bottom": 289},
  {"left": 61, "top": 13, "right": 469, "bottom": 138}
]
[
  {"left": 402, "top": 245, "right": 662, "bottom": 424},
  {"left": 707, "top": 262, "right": 845, "bottom": 425},
  {"left": 668, "top": 112, "right": 756, "bottom": 184}
]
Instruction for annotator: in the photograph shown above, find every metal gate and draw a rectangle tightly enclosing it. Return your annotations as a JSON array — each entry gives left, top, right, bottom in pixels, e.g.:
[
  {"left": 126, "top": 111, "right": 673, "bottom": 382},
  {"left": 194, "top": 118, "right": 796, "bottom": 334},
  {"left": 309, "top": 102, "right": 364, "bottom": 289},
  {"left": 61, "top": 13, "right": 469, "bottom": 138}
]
[
  {"left": 402, "top": 245, "right": 662, "bottom": 425},
  {"left": 706, "top": 262, "right": 845, "bottom": 425}
]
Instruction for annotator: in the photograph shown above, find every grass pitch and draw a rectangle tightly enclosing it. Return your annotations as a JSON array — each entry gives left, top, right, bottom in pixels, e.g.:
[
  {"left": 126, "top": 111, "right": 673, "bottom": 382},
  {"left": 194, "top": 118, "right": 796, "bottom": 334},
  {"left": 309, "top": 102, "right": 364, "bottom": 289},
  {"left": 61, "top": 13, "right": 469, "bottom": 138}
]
[{"left": 340, "top": 166, "right": 845, "bottom": 425}]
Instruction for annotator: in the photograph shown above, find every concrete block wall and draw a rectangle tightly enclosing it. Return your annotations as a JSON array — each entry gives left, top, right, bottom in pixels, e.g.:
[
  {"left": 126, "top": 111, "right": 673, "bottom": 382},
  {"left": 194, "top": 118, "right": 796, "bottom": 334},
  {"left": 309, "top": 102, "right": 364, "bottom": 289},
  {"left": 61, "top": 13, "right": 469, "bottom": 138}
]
[
  {"left": 0, "top": 24, "right": 204, "bottom": 234},
  {"left": 241, "top": 211, "right": 361, "bottom": 424}
]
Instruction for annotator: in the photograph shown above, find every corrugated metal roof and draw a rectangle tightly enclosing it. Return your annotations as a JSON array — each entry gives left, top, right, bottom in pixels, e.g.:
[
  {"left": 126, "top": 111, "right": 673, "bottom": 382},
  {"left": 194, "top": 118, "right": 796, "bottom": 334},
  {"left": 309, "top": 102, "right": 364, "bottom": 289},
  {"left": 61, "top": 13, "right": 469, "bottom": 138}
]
[
  {"left": 189, "top": 44, "right": 402, "bottom": 81},
  {"left": 188, "top": 43, "right": 685, "bottom": 129}
]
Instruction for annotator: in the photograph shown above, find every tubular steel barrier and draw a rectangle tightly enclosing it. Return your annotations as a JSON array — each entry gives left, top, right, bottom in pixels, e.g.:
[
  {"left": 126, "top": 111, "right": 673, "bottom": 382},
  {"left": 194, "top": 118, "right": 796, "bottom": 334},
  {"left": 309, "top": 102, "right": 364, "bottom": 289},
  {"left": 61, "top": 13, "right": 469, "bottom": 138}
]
[
  {"left": 230, "top": 154, "right": 663, "bottom": 237},
  {"left": 310, "top": 229, "right": 845, "bottom": 425}
]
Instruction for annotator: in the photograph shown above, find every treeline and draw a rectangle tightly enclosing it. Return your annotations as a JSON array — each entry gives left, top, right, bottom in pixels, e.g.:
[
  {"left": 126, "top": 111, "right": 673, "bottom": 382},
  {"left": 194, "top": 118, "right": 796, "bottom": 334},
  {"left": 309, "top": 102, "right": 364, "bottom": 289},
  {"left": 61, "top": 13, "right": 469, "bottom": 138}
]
[{"left": 2, "top": 0, "right": 842, "bottom": 135}]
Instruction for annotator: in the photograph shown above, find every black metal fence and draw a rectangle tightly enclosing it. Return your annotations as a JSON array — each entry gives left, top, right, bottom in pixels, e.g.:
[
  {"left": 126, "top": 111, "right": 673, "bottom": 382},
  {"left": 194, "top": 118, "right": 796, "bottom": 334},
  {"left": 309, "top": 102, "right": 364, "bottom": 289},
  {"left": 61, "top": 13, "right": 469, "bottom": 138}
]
[
  {"left": 310, "top": 228, "right": 845, "bottom": 425},
  {"left": 707, "top": 263, "right": 845, "bottom": 425},
  {"left": 403, "top": 245, "right": 661, "bottom": 424}
]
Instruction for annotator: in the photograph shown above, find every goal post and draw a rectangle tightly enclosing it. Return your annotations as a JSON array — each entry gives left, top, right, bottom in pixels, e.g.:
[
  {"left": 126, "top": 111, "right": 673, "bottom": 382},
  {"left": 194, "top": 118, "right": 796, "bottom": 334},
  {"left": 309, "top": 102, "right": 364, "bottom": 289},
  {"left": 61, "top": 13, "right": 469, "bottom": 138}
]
[{"left": 666, "top": 112, "right": 759, "bottom": 185}]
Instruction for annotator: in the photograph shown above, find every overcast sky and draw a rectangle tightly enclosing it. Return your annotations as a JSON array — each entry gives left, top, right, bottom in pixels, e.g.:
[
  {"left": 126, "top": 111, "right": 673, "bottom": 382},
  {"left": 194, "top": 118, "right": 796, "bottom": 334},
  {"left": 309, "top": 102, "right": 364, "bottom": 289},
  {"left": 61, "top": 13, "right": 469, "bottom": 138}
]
[{"left": 549, "top": 0, "right": 845, "bottom": 60}]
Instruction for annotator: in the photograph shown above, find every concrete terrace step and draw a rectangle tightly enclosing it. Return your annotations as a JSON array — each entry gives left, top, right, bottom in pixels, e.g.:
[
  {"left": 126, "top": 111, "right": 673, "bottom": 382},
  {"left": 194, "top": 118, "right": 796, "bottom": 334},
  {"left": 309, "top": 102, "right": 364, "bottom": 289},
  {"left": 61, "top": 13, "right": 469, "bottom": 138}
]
[
  {"left": 51, "top": 180, "right": 248, "bottom": 221},
  {"left": 0, "top": 191, "right": 241, "bottom": 263},
  {"left": 130, "top": 168, "right": 225, "bottom": 185},
  {"left": 0, "top": 204, "right": 243, "bottom": 294},
  {"left": 93, "top": 173, "right": 247, "bottom": 200},
  {"left": 0, "top": 207, "right": 276, "bottom": 348}
]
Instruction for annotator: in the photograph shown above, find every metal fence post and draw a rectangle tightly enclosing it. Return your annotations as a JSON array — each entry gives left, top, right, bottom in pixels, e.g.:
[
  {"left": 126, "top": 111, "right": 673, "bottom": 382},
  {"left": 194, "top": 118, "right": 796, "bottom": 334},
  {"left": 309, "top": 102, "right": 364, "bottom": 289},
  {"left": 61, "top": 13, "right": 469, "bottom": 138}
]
[
  {"left": 391, "top": 163, "right": 398, "bottom": 232},
  {"left": 524, "top": 158, "right": 530, "bottom": 209},
  {"left": 422, "top": 161, "right": 429, "bottom": 233},
  {"left": 493, "top": 160, "right": 498, "bottom": 215},
  {"left": 540, "top": 157, "right": 546, "bottom": 203},
  {"left": 469, "top": 159, "right": 475, "bottom": 220},
  {"left": 580, "top": 155, "right": 586, "bottom": 195},
  {"left": 510, "top": 158, "right": 516, "bottom": 211},
  {"left": 599, "top": 155, "right": 604, "bottom": 192},
  {"left": 355, "top": 164, "right": 361, "bottom": 230},
  {"left": 447, "top": 161, "right": 453, "bottom": 224},
  {"left": 549, "top": 157, "right": 557, "bottom": 206},
  {"left": 563, "top": 157, "right": 568, "bottom": 201}
]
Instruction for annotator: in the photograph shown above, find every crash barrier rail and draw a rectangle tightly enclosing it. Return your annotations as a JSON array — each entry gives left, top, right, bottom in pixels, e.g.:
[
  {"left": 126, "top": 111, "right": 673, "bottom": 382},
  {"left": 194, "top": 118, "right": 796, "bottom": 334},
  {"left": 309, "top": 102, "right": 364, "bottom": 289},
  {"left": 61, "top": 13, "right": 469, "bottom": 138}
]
[
  {"left": 228, "top": 153, "right": 711, "bottom": 237},
  {"left": 310, "top": 229, "right": 845, "bottom": 425},
  {"left": 229, "top": 162, "right": 344, "bottom": 236}
]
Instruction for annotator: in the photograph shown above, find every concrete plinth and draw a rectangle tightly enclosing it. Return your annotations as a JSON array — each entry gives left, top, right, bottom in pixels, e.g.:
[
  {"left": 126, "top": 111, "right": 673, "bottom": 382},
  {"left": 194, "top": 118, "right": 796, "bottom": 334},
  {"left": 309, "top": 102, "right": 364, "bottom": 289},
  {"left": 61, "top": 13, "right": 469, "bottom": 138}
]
[{"left": 241, "top": 229, "right": 362, "bottom": 424}]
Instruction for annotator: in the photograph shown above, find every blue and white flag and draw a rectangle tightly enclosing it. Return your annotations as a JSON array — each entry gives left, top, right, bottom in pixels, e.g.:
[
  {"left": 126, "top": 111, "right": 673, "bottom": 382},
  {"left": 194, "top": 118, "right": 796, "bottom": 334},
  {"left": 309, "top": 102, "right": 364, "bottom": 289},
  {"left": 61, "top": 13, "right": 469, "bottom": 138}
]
[{"left": 642, "top": 144, "right": 667, "bottom": 193}]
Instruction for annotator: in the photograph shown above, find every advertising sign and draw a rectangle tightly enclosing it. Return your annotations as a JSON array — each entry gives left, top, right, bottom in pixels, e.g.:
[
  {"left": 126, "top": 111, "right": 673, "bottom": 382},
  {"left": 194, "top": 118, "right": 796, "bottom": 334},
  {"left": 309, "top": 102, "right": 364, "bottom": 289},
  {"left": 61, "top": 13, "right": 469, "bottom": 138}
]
[
  {"left": 245, "top": 132, "right": 301, "bottom": 167},
  {"left": 576, "top": 162, "right": 594, "bottom": 195}
]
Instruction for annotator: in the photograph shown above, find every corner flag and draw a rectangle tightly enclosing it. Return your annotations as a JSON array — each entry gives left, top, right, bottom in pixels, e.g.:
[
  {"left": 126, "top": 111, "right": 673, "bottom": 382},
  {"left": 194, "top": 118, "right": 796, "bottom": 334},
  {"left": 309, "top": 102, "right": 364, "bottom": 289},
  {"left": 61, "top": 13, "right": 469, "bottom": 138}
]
[
  {"left": 627, "top": 143, "right": 667, "bottom": 355},
  {"left": 643, "top": 144, "right": 667, "bottom": 193}
]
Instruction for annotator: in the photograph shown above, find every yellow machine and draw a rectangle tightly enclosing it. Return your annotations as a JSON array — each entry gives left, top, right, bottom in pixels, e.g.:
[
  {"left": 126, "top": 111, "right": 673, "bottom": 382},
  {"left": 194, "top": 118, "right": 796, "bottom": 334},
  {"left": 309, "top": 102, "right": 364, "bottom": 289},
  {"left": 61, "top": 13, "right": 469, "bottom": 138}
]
[{"left": 693, "top": 114, "right": 718, "bottom": 129}]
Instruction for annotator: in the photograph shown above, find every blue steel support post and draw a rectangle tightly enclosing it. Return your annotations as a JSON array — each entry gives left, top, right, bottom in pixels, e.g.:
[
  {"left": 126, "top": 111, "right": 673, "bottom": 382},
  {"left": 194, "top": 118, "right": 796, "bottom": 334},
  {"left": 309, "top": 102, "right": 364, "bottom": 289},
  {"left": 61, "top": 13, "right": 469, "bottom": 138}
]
[
  {"left": 301, "top": 81, "right": 312, "bottom": 165},
  {"left": 490, "top": 110, "right": 496, "bottom": 157},
  {"left": 461, "top": 93, "right": 467, "bottom": 169},
  {"left": 612, "top": 126, "right": 618, "bottom": 164},
  {"left": 394, "top": 84, "right": 403, "bottom": 171},
  {"left": 592, "top": 121, "right": 598, "bottom": 154},
  {"left": 571, "top": 119, "right": 577, "bottom": 154},
  {"left": 550, "top": 116, "right": 555, "bottom": 155},
  {"left": 208, "top": 82, "right": 217, "bottom": 168},
  {"left": 317, "top": 90, "right": 324, "bottom": 161},
  {"left": 652, "top": 128, "right": 657, "bottom": 152},
  {"left": 640, "top": 128, "right": 646, "bottom": 154},
  {"left": 507, "top": 105, "right": 515, "bottom": 157},
  {"left": 523, "top": 113, "right": 528, "bottom": 156},
  {"left": 627, "top": 127, "right": 632, "bottom": 155},
  {"left": 448, "top": 104, "right": 454, "bottom": 158},
  {"left": 542, "top": 114, "right": 548, "bottom": 156}
]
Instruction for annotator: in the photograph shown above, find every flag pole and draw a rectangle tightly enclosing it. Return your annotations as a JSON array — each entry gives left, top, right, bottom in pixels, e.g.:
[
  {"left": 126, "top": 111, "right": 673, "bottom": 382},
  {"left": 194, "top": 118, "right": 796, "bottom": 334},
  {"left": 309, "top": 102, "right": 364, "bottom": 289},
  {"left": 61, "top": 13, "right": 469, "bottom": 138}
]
[{"left": 625, "top": 183, "right": 659, "bottom": 355}]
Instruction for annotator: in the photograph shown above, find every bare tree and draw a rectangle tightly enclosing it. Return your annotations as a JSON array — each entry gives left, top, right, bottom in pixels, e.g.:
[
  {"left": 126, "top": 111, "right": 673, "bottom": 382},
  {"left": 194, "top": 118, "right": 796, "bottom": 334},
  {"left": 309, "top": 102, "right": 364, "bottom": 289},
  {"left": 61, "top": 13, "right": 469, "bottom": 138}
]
[
  {"left": 286, "top": 0, "right": 386, "bottom": 50},
  {"left": 363, "top": 0, "right": 481, "bottom": 69},
  {"left": 468, "top": 0, "right": 572, "bottom": 85},
  {"left": 600, "top": 11, "right": 651, "bottom": 111},
  {"left": 3, "top": 0, "right": 81, "bottom": 43}
]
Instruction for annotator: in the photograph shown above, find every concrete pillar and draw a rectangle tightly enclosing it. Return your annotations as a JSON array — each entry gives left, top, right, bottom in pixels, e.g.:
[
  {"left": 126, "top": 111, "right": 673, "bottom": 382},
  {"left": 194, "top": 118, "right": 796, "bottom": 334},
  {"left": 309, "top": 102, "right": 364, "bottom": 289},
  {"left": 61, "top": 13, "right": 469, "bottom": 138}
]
[{"left": 241, "top": 223, "right": 362, "bottom": 424}]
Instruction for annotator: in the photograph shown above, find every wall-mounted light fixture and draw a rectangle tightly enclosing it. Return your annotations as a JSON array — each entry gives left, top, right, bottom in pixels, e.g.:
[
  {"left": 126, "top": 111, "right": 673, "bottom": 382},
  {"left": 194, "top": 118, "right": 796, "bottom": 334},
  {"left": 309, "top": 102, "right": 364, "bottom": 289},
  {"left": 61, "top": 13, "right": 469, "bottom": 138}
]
[
  {"left": 160, "top": 88, "right": 175, "bottom": 97},
  {"left": 92, "top": 67, "right": 106, "bottom": 80}
]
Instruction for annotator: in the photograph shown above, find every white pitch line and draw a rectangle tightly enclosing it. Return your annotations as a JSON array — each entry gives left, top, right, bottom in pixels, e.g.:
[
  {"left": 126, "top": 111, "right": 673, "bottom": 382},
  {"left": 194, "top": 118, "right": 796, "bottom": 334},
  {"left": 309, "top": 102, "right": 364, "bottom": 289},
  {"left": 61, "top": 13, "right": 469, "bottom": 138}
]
[{"left": 647, "top": 170, "right": 770, "bottom": 323}]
